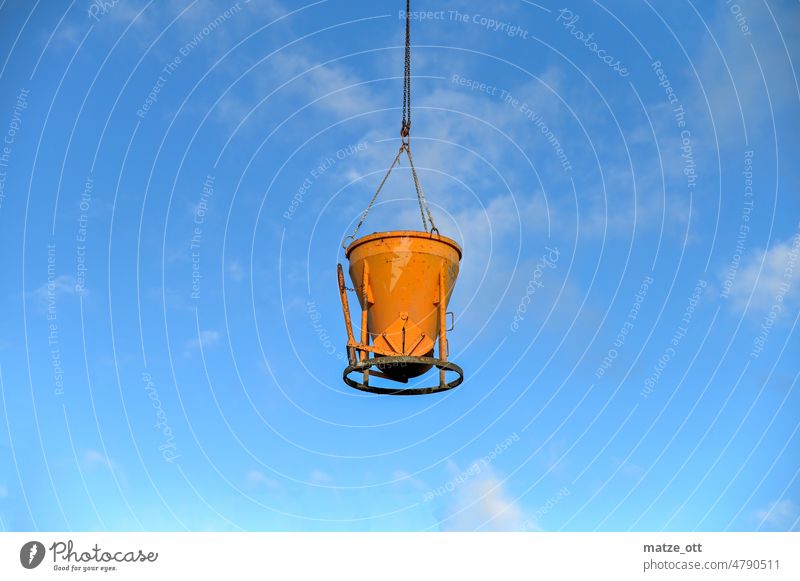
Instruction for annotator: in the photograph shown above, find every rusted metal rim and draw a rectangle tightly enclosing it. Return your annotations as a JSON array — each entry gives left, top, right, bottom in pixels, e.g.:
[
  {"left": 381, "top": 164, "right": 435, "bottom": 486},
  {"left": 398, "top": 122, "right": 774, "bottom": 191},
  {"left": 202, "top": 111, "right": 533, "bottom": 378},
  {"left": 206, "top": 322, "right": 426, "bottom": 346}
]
[
  {"left": 345, "top": 230, "right": 463, "bottom": 259},
  {"left": 343, "top": 356, "right": 464, "bottom": 395}
]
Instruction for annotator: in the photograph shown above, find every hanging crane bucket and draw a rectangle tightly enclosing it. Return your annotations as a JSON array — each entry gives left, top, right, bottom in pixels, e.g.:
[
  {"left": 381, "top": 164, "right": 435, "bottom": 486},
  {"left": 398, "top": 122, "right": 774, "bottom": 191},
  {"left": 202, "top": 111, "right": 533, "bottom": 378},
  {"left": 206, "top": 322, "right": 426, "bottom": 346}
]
[{"left": 337, "top": 230, "right": 464, "bottom": 395}]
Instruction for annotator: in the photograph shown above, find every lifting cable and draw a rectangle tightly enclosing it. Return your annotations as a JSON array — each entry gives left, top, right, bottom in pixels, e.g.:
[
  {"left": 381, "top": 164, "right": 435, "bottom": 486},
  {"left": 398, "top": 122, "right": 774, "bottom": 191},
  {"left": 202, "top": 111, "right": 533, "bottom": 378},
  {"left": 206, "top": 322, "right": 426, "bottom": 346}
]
[{"left": 345, "top": 0, "right": 438, "bottom": 247}]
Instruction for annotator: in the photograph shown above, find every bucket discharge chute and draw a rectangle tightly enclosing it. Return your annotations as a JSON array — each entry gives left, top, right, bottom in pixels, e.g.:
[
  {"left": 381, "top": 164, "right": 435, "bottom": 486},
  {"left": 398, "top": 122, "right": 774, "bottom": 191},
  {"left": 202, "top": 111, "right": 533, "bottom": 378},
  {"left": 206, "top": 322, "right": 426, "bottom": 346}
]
[{"left": 335, "top": 0, "right": 463, "bottom": 395}]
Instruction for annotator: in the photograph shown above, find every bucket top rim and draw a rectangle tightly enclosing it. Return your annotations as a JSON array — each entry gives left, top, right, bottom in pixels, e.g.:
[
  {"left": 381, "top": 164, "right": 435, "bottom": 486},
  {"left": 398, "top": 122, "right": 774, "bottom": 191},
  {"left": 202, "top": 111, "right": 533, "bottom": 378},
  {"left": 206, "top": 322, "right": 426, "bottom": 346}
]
[{"left": 345, "top": 230, "right": 462, "bottom": 259}]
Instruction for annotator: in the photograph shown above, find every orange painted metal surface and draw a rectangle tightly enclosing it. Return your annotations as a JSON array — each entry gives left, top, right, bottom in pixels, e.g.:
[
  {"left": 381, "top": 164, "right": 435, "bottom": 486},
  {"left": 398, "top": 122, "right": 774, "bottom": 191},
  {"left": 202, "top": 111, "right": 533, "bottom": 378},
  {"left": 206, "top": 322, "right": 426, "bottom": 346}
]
[{"left": 341, "top": 230, "right": 461, "bottom": 383}]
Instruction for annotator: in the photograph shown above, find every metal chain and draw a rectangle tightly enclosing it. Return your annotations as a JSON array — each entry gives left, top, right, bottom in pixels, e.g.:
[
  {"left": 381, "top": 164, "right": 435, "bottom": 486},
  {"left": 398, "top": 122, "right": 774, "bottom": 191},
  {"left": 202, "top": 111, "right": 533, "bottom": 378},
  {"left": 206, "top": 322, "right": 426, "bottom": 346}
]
[
  {"left": 401, "top": 0, "right": 411, "bottom": 139},
  {"left": 344, "top": 145, "right": 405, "bottom": 248},
  {"left": 400, "top": 0, "right": 437, "bottom": 233},
  {"left": 343, "top": 0, "right": 440, "bottom": 248},
  {"left": 404, "top": 144, "right": 437, "bottom": 233}
]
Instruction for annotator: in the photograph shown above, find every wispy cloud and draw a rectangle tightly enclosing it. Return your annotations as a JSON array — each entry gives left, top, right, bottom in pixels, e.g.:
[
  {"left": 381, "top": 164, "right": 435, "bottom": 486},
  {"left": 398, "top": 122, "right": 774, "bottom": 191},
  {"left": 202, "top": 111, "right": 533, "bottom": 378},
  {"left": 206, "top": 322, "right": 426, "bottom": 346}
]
[
  {"left": 31, "top": 274, "right": 80, "bottom": 314},
  {"left": 54, "top": 0, "right": 154, "bottom": 49},
  {"left": 390, "top": 469, "right": 427, "bottom": 491},
  {"left": 82, "top": 449, "right": 114, "bottom": 470},
  {"left": 213, "top": 12, "right": 388, "bottom": 130},
  {"left": 245, "top": 469, "right": 280, "bottom": 491},
  {"left": 723, "top": 234, "right": 799, "bottom": 318},
  {"left": 756, "top": 499, "right": 799, "bottom": 530},
  {"left": 691, "top": 0, "right": 799, "bottom": 143},
  {"left": 309, "top": 469, "right": 334, "bottom": 486},
  {"left": 437, "top": 462, "right": 522, "bottom": 531},
  {"left": 227, "top": 260, "right": 246, "bottom": 282},
  {"left": 33, "top": 274, "right": 78, "bottom": 301},
  {"left": 184, "top": 329, "right": 222, "bottom": 353}
]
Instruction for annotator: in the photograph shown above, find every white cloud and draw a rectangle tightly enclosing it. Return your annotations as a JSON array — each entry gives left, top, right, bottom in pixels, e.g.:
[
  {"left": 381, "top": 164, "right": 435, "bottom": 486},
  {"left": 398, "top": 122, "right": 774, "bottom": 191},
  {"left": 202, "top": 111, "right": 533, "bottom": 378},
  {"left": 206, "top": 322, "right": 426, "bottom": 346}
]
[
  {"left": 309, "top": 469, "right": 334, "bottom": 485},
  {"left": 33, "top": 274, "right": 79, "bottom": 304},
  {"left": 82, "top": 449, "right": 113, "bottom": 470},
  {"left": 390, "top": 469, "right": 427, "bottom": 491},
  {"left": 227, "top": 260, "right": 246, "bottom": 282},
  {"left": 691, "top": 0, "right": 799, "bottom": 143},
  {"left": 245, "top": 469, "right": 280, "bottom": 490},
  {"left": 447, "top": 192, "right": 552, "bottom": 287},
  {"left": 724, "top": 234, "right": 800, "bottom": 317},
  {"left": 55, "top": 0, "right": 155, "bottom": 49},
  {"left": 184, "top": 330, "right": 222, "bottom": 353},
  {"left": 437, "top": 462, "right": 522, "bottom": 531},
  {"left": 576, "top": 147, "right": 694, "bottom": 241},
  {"left": 280, "top": 53, "right": 379, "bottom": 119},
  {"left": 756, "top": 499, "right": 799, "bottom": 530},
  {"left": 610, "top": 456, "right": 645, "bottom": 479},
  {"left": 216, "top": 41, "right": 384, "bottom": 128},
  {"left": 52, "top": 19, "right": 85, "bottom": 47}
]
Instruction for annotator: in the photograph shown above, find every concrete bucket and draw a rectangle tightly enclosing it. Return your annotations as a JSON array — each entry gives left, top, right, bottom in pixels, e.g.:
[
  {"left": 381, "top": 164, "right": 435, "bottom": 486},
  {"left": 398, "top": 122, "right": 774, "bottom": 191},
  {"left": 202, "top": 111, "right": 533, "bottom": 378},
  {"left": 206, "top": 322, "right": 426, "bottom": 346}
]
[{"left": 337, "top": 230, "right": 464, "bottom": 395}]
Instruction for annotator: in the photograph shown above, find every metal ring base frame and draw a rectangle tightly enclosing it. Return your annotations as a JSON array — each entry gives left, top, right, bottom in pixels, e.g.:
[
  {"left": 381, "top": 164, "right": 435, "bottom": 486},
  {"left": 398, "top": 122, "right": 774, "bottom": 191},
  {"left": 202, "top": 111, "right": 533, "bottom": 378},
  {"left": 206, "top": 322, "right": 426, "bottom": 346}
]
[{"left": 343, "top": 356, "right": 464, "bottom": 395}]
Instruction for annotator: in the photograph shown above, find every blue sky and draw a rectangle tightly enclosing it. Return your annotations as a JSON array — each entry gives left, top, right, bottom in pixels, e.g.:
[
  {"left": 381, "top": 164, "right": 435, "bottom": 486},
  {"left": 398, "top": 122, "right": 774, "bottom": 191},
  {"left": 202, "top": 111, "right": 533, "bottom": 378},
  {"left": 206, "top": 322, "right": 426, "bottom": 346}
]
[{"left": 0, "top": 0, "right": 798, "bottom": 532}]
